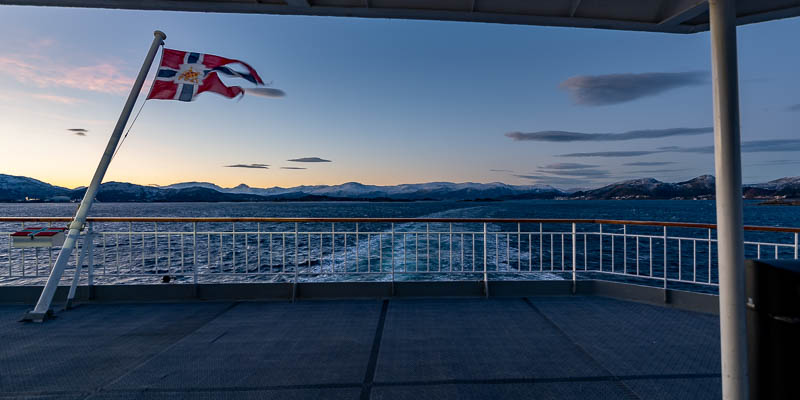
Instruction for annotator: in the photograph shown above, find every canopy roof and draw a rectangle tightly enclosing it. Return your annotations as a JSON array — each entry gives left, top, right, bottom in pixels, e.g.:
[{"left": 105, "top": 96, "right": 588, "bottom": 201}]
[{"left": 5, "top": 0, "right": 800, "bottom": 33}]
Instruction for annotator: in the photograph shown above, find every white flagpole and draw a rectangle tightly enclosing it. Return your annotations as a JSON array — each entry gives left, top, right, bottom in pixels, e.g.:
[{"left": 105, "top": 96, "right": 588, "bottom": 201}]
[{"left": 23, "top": 30, "right": 167, "bottom": 322}]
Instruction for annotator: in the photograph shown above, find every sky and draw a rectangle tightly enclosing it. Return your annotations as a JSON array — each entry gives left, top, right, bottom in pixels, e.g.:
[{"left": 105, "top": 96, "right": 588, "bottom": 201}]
[{"left": 0, "top": 5, "right": 798, "bottom": 190}]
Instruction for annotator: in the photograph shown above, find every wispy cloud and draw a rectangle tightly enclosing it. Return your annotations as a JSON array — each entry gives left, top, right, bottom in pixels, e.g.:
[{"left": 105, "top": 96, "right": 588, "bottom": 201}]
[
  {"left": 629, "top": 168, "right": 691, "bottom": 174},
  {"left": 560, "top": 150, "right": 659, "bottom": 158},
  {"left": 537, "top": 163, "right": 597, "bottom": 170},
  {"left": 288, "top": 157, "right": 331, "bottom": 163},
  {"left": 224, "top": 163, "right": 269, "bottom": 169},
  {"left": 505, "top": 127, "right": 712, "bottom": 142},
  {"left": 31, "top": 93, "right": 85, "bottom": 104},
  {"left": 560, "top": 139, "right": 800, "bottom": 158},
  {"left": 67, "top": 128, "right": 88, "bottom": 136},
  {"left": 664, "top": 139, "right": 800, "bottom": 154},
  {"left": 623, "top": 161, "right": 675, "bottom": 166},
  {"left": 490, "top": 169, "right": 514, "bottom": 173},
  {"left": 746, "top": 159, "right": 800, "bottom": 166},
  {"left": 787, "top": 104, "right": 800, "bottom": 112},
  {"left": 560, "top": 71, "right": 707, "bottom": 106},
  {"left": 514, "top": 174, "right": 598, "bottom": 187},
  {"left": 541, "top": 169, "right": 610, "bottom": 178},
  {"left": 280, "top": 167, "right": 307, "bottom": 170},
  {"left": 0, "top": 55, "right": 133, "bottom": 94}
]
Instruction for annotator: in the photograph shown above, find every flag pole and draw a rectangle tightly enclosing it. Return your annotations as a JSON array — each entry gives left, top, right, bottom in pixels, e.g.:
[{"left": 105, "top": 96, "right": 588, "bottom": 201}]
[{"left": 22, "top": 30, "right": 167, "bottom": 322}]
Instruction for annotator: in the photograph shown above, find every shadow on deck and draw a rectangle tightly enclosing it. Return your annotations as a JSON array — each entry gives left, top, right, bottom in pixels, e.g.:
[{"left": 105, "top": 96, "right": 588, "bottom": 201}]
[{"left": 0, "top": 295, "right": 720, "bottom": 399}]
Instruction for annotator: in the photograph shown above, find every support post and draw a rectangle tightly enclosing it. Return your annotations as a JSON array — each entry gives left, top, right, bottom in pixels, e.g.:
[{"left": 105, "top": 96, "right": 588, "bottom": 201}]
[
  {"left": 483, "top": 223, "right": 488, "bottom": 297},
  {"left": 65, "top": 233, "right": 87, "bottom": 309},
  {"left": 571, "top": 223, "right": 577, "bottom": 293},
  {"left": 663, "top": 226, "right": 668, "bottom": 302},
  {"left": 709, "top": 1, "right": 748, "bottom": 398},
  {"left": 86, "top": 223, "right": 94, "bottom": 297},
  {"left": 391, "top": 223, "right": 395, "bottom": 296},
  {"left": 292, "top": 222, "right": 298, "bottom": 302},
  {"left": 22, "top": 31, "right": 166, "bottom": 322}
]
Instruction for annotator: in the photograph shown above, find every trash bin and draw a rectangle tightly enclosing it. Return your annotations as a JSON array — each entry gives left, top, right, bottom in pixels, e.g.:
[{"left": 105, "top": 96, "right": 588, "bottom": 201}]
[{"left": 745, "top": 259, "right": 800, "bottom": 399}]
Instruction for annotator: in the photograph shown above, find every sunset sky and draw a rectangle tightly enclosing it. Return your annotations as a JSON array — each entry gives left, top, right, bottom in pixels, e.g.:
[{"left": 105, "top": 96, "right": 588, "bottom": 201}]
[{"left": 1, "top": 5, "right": 798, "bottom": 190}]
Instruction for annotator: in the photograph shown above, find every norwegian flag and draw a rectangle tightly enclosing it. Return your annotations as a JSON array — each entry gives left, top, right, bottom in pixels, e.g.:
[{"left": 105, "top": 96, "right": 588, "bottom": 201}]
[{"left": 148, "top": 49, "right": 264, "bottom": 102}]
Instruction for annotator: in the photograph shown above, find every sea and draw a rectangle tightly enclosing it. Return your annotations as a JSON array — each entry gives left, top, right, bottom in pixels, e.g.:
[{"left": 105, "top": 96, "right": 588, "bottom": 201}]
[{"left": 2, "top": 199, "right": 799, "bottom": 223}]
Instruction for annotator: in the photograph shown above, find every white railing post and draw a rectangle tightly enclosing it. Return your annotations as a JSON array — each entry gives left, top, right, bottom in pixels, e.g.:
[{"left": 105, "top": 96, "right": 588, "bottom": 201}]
[
  {"left": 293, "top": 222, "right": 299, "bottom": 302},
  {"left": 662, "top": 226, "right": 668, "bottom": 297},
  {"left": 154, "top": 223, "right": 158, "bottom": 270},
  {"left": 193, "top": 222, "right": 198, "bottom": 286},
  {"left": 599, "top": 224, "right": 603, "bottom": 272},
  {"left": 87, "top": 222, "right": 94, "bottom": 292},
  {"left": 795, "top": 232, "right": 798, "bottom": 260},
  {"left": 571, "top": 223, "right": 577, "bottom": 293},
  {"left": 355, "top": 223, "right": 359, "bottom": 271},
  {"left": 391, "top": 223, "right": 395, "bottom": 296},
  {"left": 66, "top": 233, "right": 85, "bottom": 309},
  {"left": 483, "top": 222, "right": 488, "bottom": 297},
  {"left": 709, "top": 228, "right": 713, "bottom": 274},
  {"left": 449, "top": 223, "right": 453, "bottom": 271},
  {"left": 623, "top": 224, "right": 627, "bottom": 274}
]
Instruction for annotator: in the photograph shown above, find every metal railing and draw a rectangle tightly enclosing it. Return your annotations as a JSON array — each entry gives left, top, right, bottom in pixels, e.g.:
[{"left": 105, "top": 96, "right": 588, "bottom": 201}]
[{"left": 2, "top": 217, "right": 799, "bottom": 293}]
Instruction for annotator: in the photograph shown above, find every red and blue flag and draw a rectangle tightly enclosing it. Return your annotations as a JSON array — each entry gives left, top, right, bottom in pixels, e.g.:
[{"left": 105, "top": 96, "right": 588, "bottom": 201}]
[{"left": 148, "top": 49, "right": 264, "bottom": 102}]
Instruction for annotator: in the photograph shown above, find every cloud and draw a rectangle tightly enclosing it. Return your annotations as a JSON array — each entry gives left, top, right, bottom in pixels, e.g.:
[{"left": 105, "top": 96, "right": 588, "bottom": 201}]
[
  {"left": 67, "top": 128, "right": 88, "bottom": 136},
  {"left": 514, "top": 174, "right": 598, "bottom": 188},
  {"left": 560, "top": 71, "right": 707, "bottom": 106},
  {"left": 32, "top": 93, "right": 85, "bottom": 104},
  {"left": 560, "top": 139, "right": 800, "bottom": 158},
  {"left": 490, "top": 169, "right": 514, "bottom": 173},
  {"left": 288, "top": 157, "right": 331, "bottom": 163},
  {"left": 665, "top": 139, "right": 800, "bottom": 154},
  {"left": 787, "top": 104, "right": 800, "bottom": 112},
  {"left": 245, "top": 87, "right": 286, "bottom": 98},
  {"left": 747, "top": 159, "right": 800, "bottom": 166},
  {"left": 505, "top": 127, "right": 712, "bottom": 142},
  {"left": 535, "top": 168, "right": 611, "bottom": 178},
  {"left": 629, "top": 168, "right": 691, "bottom": 174},
  {"left": 560, "top": 150, "right": 659, "bottom": 158},
  {"left": 623, "top": 161, "right": 675, "bottom": 166},
  {"left": 0, "top": 55, "right": 133, "bottom": 94},
  {"left": 224, "top": 163, "right": 269, "bottom": 169},
  {"left": 280, "top": 167, "right": 307, "bottom": 170},
  {"left": 537, "top": 163, "right": 597, "bottom": 170},
  {"left": 546, "top": 169, "right": 609, "bottom": 177}
]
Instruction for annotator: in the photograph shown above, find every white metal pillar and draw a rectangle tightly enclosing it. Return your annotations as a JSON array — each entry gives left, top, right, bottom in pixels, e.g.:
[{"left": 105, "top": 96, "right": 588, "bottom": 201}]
[
  {"left": 21, "top": 31, "right": 167, "bottom": 322},
  {"left": 709, "top": 1, "right": 748, "bottom": 399}
]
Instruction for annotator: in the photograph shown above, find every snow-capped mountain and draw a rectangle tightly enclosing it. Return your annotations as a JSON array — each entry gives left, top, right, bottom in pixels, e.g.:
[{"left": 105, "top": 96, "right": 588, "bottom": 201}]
[
  {"left": 0, "top": 174, "right": 71, "bottom": 201},
  {"left": 159, "top": 180, "right": 562, "bottom": 200},
  {"left": 570, "top": 175, "right": 717, "bottom": 200},
  {"left": 2, "top": 173, "right": 799, "bottom": 202}
]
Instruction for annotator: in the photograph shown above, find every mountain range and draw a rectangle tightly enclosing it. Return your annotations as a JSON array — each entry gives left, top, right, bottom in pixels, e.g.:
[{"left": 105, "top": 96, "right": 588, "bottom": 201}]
[{"left": 2, "top": 173, "right": 799, "bottom": 203}]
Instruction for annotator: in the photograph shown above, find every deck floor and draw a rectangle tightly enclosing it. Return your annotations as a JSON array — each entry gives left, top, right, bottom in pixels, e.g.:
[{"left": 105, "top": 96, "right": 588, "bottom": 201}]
[{"left": 0, "top": 296, "right": 721, "bottom": 399}]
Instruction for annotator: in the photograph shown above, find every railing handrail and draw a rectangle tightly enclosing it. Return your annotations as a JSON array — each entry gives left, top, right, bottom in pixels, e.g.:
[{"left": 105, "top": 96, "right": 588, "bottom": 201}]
[{"left": 1, "top": 216, "right": 799, "bottom": 233}]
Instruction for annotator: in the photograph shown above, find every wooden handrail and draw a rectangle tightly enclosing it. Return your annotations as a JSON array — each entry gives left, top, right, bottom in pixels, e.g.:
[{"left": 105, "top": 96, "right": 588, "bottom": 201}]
[{"left": 1, "top": 217, "right": 799, "bottom": 233}]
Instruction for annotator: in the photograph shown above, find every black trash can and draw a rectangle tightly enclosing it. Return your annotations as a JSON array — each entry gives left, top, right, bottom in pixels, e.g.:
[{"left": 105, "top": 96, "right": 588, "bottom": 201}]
[{"left": 745, "top": 259, "right": 800, "bottom": 399}]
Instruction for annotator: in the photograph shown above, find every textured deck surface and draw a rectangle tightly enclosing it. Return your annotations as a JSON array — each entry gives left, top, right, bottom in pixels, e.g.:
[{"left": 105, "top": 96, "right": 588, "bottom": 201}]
[{"left": 0, "top": 296, "right": 721, "bottom": 399}]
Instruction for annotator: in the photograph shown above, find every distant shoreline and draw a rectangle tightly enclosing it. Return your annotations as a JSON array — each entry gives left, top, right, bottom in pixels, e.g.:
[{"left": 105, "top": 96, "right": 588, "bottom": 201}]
[
  {"left": 0, "top": 198, "right": 789, "bottom": 205},
  {"left": 4, "top": 173, "right": 799, "bottom": 202},
  {"left": 758, "top": 199, "right": 800, "bottom": 206}
]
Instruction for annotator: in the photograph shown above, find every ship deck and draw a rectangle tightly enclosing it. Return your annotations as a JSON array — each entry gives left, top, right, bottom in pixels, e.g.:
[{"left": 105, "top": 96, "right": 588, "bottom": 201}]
[{"left": 0, "top": 295, "right": 721, "bottom": 399}]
